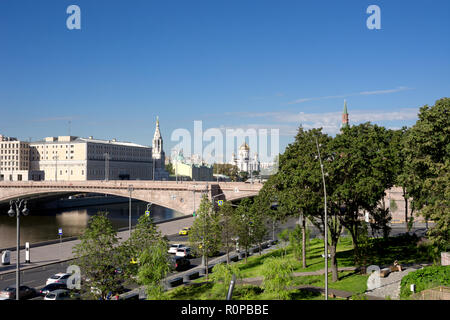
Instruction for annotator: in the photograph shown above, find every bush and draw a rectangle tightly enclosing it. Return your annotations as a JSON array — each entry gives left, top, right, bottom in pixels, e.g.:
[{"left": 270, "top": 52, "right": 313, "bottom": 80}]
[
  {"left": 261, "top": 257, "right": 294, "bottom": 299},
  {"left": 351, "top": 293, "right": 368, "bottom": 300},
  {"left": 400, "top": 265, "right": 450, "bottom": 299},
  {"left": 210, "top": 263, "right": 241, "bottom": 299}
]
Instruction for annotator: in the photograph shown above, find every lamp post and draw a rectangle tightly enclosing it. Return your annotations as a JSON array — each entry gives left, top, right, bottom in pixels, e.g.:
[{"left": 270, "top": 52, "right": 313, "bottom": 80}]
[
  {"left": 314, "top": 137, "right": 328, "bottom": 300},
  {"left": 7, "top": 199, "right": 30, "bottom": 300},
  {"left": 103, "top": 153, "right": 110, "bottom": 181},
  {"left": 128, "top": 185, "right": 134, "bottom": 237},
  {"left": 192, "top": 185, "right": 196, "bottom": 218},
  {"left": 53, "top": 155, "right": 58, "bottom": 181}
]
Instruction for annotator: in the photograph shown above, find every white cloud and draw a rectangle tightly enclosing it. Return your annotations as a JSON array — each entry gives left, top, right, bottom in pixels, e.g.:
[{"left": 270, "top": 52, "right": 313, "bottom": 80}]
[
  {"left": 222, "top": 107, "right": 419, "bottom": 136},
  {"left": 288, "top": 86, "right": 413, "bottom": 105}
]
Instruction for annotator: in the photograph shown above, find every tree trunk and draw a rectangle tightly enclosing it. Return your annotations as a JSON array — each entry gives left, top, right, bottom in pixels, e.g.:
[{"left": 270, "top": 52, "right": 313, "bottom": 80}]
[
  {"left": 205, "top": 256, "right": 209, "bottom": 280},
  {"left": 403, "top": 186, "right": 408, "bottom": 225},
  {"left": 329, "top": 241, "right": 339, "bottom": 282},
  {"left": 272, "top": 220, "right": 275, "bottom": 240},
  {"left": 350, "top": 226, "right": 360, "bottom": 265},
  {"left": 301, "top": 215, "right": 307, "bottom": 268},
  {"left": 225, "top": 236, "right": 230, "bottom": 265},
  {"left": 244, "top": 246, "right": 248, "bottom": 263}
]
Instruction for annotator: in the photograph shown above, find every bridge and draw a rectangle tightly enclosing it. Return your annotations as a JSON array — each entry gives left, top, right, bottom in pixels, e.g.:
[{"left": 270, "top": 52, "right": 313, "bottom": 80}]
[{"left": 0, "top": 181, "right": 263, "bottom": 215}]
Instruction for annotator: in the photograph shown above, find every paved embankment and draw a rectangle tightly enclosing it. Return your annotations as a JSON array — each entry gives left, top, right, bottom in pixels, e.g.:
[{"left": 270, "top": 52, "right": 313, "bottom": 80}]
[{"left": 0, "top": 215, "right": 194, "bottom": 276}]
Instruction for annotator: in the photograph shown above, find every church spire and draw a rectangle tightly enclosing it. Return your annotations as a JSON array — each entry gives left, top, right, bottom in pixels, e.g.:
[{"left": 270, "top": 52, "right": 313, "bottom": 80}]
[
  {"left": 342, "top": 100, "right": 349, "bottom": 128},
  {"left": 153, "top": 116, "right": 161, "bottom": 140}
]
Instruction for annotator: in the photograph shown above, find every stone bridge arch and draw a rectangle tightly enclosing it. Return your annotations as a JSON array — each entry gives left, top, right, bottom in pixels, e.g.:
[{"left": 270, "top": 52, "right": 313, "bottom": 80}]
[{"left": 0, "top": 181, "right": 263, "bottom": 215}]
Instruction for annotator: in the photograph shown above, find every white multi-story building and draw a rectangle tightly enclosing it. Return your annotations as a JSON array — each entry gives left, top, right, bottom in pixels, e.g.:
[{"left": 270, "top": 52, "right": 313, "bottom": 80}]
[
  {"left": 29, "top": 135, "right": 153, "bottom": 181},
  {"left": 0, "top": 135, "right": 34, "bottom": 181},
  {"left": 1, "top": 118, "right": 170, "bottom": 181},
  {"left": 230, "top": 142, "right": 260, "bottom": 174}
]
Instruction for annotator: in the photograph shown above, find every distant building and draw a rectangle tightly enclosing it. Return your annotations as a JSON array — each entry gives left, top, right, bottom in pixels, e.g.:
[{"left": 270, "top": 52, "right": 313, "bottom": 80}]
[
  {"left": 172, "top": 150, "right": 213, "bottom": 181},
  {"left": 0, "top": 135, "right": 37, "bottom": 181},
  {"left": 230, "top": 142, "right": 260, "bottom": 174},
  {"left": 29, "top": 135, "right": 153, "bottom": 181}
]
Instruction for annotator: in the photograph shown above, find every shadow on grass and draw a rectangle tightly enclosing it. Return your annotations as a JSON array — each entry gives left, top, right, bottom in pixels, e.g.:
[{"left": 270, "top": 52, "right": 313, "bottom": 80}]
[
  {"left": 238, "top": 249, "right": 285, "bottom": 271},
  {"left": 167, "top": 282, "right": 214, "bottom": 300},
  {"left": 232, "top": 286, "right": 265, "bottom": 300},
  {"left": 289, "top": 289, "right": 322, "bottom": 300}
]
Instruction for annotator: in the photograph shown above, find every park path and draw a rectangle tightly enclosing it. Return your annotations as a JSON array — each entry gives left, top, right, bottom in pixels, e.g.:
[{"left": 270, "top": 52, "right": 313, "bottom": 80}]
[
  {"left": 365, "top": 265, "right": 424, "bottom": 299},
  {"left": 236, "top": 269, "right": 383, "bottom": 300}
]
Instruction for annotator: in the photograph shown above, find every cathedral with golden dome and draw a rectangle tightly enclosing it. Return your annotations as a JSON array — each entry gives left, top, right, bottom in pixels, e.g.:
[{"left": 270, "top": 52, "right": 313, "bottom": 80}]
[{"left": 230, "top": 142, "right": 260, "bottom": 174}]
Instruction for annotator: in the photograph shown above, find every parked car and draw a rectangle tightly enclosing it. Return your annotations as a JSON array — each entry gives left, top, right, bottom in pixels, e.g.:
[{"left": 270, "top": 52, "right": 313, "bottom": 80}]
[
  {"left": 168, "top": 243, "right": 185, "bottom": 254},
  {"left": 178, "top": 227, "right": 191, "bottom": 236},
  {"left": 44, "top": 289, "right": 79, "bottom": 300},
  {"left": 170, "top": 256, "right": 191, "bottom": 271},
  {"left": 0, "top": 285, "right": 36, "bottom": 300},
  {"left": 39, "top": 283, "right": 67, "bottom": 296},
  {"left": 46, "top": 273, "right": 71, "bottom": 286},
  {"left": 175, "top": 247, "right": 192, "bottom": 258}
]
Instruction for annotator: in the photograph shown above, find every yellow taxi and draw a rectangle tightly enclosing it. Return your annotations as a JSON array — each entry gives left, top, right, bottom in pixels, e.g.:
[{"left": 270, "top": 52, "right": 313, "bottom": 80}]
[{"left": 178, "top": 227, "right": 191, "bottom": 236}]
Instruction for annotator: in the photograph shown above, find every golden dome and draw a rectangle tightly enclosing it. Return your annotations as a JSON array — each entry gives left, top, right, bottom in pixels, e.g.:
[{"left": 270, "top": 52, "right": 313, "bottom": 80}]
[{"left": 239, "top": 142, "right": 250, "bottom": 151}]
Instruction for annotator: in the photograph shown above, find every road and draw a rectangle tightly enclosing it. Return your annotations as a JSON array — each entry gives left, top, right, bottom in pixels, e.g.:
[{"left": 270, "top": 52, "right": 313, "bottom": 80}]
[{"left": 0, "top": 218, "right": 431, "bottom": 300}]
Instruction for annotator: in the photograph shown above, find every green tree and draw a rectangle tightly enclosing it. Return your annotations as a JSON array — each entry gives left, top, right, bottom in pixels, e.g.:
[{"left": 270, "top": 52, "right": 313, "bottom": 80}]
[
  {"left": 120, "top": 213, "right": 163, "bottom": 278},
  {"left": 329, "top": 123, "right": 397, "bottom": 264},
  {"left": 391, "top": 127, "right": 413, "bottom": 224},
  {"left": 278, "top": 229, "right": 291, "bottom": 257},
  {"left": 213, "top": 163, "right": 239, "bottom": 181},
  {"left": 403, "top": 98, "right": 450, "bottom": 256},
  {"left": 210, "top": 263, "right": 241, "bottom": 299},
  {"left": 261, "top": 257, "right": 294, "bottom": 299},
  {"left": 189, "top": 195, "right": 222, "bottom": 279},
  {"left": 239, "top": 171, "right": 249, "bottom": 182},
  {"left": 166, "top": 161, "right": 175, "bottom": 175},
  {"left": 72, "top": 212, "right": 124, "bottom": 300},
  {"left": 218, "top": 201, "right": 235, "bottom": 264},
  {"left": 250, "top": 194, "right": 269, "bottom": 255},
  {"left": 275, "top": 127, "right": 335, "bottom": 271},
  {"left": 257, "top": 175, "right": 282, "bottom": 240},
  {"left": 136, "top": 238, "right": 171, "bottom": 300},
  {"left": 233, "top": 197, "right": 255, "bottom": 263},
  {"left": 289, "top": 225, "right": 310, "bottom": 261}
]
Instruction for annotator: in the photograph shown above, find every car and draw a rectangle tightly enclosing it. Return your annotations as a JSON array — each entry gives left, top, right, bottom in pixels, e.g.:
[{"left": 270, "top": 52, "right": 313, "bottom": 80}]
[
  {"left": 44, "top": 289, "right": 79, "bottom": 301},
  {"left": 168, "top": 243, "right": 185, "bottom": 254},
  {"left": 39, "top": 283, "right": 67, "bottom": 296},
  {"left": 46, "top": 273, "right": 72, "bottom": 286},
  {"left": 178, "top": 227, "right": 191, "bottom": 236},
  {"left": 175, "top": 247, "right": 192, "bottom": 258},
  {"left": 170, "top": 256, "right": 191, "bottom": 271},
  {"left": 0, "top": 285, "right": 36, "bottom": 300}
]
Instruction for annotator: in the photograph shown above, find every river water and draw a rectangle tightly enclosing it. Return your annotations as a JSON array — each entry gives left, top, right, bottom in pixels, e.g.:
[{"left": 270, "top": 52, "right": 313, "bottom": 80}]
[{"left": 0, "top": 200, "right": 184, "bottom": 249}]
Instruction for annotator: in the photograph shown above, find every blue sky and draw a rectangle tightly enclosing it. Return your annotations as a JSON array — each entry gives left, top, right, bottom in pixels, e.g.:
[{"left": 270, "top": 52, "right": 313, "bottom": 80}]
[{"left": 0, "top": 0, "right": 449, "bottom": 162}]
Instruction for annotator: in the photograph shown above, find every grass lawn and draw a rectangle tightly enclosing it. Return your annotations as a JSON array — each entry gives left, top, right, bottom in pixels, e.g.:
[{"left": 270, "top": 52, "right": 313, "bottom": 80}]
[
  {"left": 165, "top": 233, "right": 433, "bottom": 300},
  {"left": 237, "top": 236, "right": 355, "bottom": 279}
]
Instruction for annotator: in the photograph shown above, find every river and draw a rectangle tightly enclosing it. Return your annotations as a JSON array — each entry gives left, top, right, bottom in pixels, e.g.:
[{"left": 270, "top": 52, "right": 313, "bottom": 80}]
[{"left": 0, "top": 200, "right": 184, "bottom": 249}]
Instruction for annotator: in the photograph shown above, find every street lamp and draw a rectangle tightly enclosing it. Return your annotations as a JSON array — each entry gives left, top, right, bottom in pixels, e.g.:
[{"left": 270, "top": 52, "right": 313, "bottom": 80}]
[
  {"left": 128, "top": 185, "right": 134, "bottom": 237},
  {"left": 192, "top": 185, "right": 196, "bottom": 218},
  {"left": 7, "top": 199, "right": 30, "bottom": 300},
  {"left": 103, "top": 153, "right": 110, "bottom": 181},
  {"left": 53, "top": 155, "right": 58, "bottom": 181},
  {"left": 314, "top": 136, "right": 328, "bottom": 300},
  {"left": 211, "top": 193, "right": 225, "bottom": 206}
]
